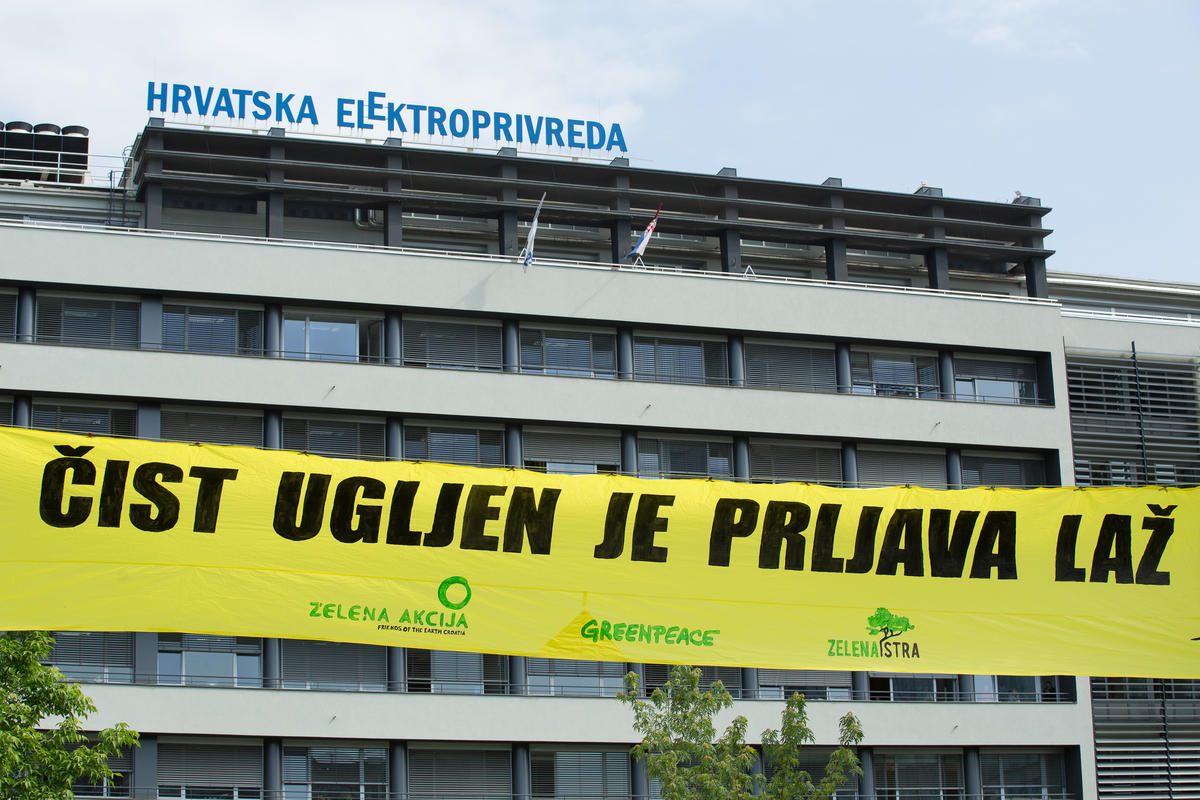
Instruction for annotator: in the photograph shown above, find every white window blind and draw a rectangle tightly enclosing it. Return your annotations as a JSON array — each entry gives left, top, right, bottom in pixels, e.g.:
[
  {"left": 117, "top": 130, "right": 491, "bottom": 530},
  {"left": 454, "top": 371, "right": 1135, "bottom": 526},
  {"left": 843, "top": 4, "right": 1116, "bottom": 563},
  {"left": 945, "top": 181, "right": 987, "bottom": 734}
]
[
  {"left": 32, "top": 404, "right": 136, "bottom": 437},
  {"left": 280, "top": 639, "right": 387, "bottom": 691},
  {"left": 744, "top": 341, "right": 836, "bottom": 392},
  {"left": 638, "top": 438, "right": 732, "bottom": 478},
  {"left": 523, "top": 428, "right": 621, "bottom": 472},
  {"left": 50, "top": 631, "right": 134, "bottom": 684},
  {"left": 404, "top": 317, "right": 502, "bottom": 370},
  {"left": 158, "top": 743, "right": 263, "bottom": 791},
  {"left": 749, "top": 440, "right": 843, "bottom": 484},
  {"left": 531, "top": 748, "right": 631, "bottom": 800},
  {"left": 857, "top": 448, "right": 948, "bottom": 488},
  {"left": 0, "top": 291, "right": 15, "bottom": 340},
  {"left": 409, "top": 748, "right": 511, "bottom": 798},
  {"left": 633, "top": 335, "right": 728, "bottom": 384},
  {"left": 283, "top": 417, "right": 386, "bottom": 460},
  {"left": 404, "top": 425, "right": 504, "bottom": 466},
  {"left": 520, "top": 327, "right": 617, "bottom": 377},
  {"left": 36, "top": 295, "right": 139, "bottom": 348},
  {"left": 162, "top": 407, "right": 264, "bottom": 448}
]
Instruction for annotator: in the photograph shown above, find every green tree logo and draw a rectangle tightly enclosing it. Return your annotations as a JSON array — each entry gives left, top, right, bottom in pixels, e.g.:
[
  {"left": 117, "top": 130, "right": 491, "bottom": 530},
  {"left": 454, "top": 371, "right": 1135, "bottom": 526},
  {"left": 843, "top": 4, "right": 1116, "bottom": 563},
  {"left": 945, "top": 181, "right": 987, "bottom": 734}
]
[{"left": 866, "top": 608, "right": 915, "bottom": 643}]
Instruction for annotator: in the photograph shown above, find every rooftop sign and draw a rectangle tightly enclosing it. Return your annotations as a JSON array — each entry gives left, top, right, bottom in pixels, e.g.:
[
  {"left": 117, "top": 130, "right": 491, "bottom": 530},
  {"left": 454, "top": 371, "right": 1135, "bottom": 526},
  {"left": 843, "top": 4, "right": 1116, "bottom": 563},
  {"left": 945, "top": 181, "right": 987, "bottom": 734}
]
[{"left": 145, "top": 81, "right": 628, "bottom": 153}]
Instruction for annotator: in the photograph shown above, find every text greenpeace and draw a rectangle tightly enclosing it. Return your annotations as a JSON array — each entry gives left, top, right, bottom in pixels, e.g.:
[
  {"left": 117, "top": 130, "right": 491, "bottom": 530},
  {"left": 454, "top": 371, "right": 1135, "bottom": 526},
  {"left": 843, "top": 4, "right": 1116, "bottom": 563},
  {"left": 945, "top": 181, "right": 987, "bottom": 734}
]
[
  {"left": 1, "top": 426, "right": 1197, "bottom": 678},
  {"left": 145, "top": 81, "right": 629, "bottom": 153}
]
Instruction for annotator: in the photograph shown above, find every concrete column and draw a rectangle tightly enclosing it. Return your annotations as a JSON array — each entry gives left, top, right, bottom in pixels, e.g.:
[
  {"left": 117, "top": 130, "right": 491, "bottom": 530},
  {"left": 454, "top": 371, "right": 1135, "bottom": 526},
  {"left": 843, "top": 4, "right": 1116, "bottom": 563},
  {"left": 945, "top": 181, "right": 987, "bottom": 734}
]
[
  {"left": 388, "top": 741, "right": 408, "bottom": 800},
  {"left": 741, "top": 667, "right": 759, "bottom": 699},
  {"left": 733, "top": 436, "right": 750, "bottom": 482},
  {"left": 621, "top": 430, "right": 639, "bottom": 475},
  {"left": 505, "top": 423, "right": 523, "bottom": 467},
  {"left": 136, "top": 403, "right": 161, "bottom": 440},
  {"left": 17, "top": 287, "right": 35, "bottom": 342},
  {"left": 957, "top": 673, "right": 975, "bottom": 701},
  {"left": 264, "top": 303, "right": 282, "bottom": 358},
  {"left": 499, "top": 162, "right": 519, "bottom": 256},
  {"left": 1013, "top": 195, "right": 1049, "bottom": 298},
  {"left": 626, "top": 662, "right": 646, "bottom": 695},
  {"left": 264, "top": 738, "right": 282, "bottom": 800},
  {"left": 718, "top": 168, "right": 740, "bottom": 273},
  {"left": 947, "top": 447, "right": 963, "bottom": 489},
  {"left": 841, "top": 442, "right": 858, "bottom": 488},
  {"left": 264, "top": 410, "right": 282, "bottom": 450},
  {"left": 822, "top": 180, "right": 849, "bottom": 282},
  {"left": 852, "top": 670, "right": 870, "bottom": 700},
  {"left": 133, "top": 632, "right": 157, "bottom": 685},
  {"left": 926, "top": 246, "right": 950, "bottom": 290},
  {"left": 729, "top": 334, "right": 745, "bottom": 387},
  {"left": 835, "top": 343, "right": 852, "bottom": 394},
  {"left": 142, "top": 121, "right": 164, "bottom": 231},
  {"left": 385, "top": 311, "right": 402, "bottom": 366},
  {"left": 386, "top": 646, "right": 407, "bottom": 692},
  {"left": 140, "top": 295, "right": 163, "bottom": 350},
  {"left": 384, "top": 141, "right": 403, "bottom": 247},
  {"left": 512, "top": 743, "right": 531, "bottom": 800},
  {"left": 131, "top": 733, "right": 157, "bottom": 799},
  {"left": 386, "top": 416, "right": 403, "bottom": 461},
  {"left": 617, "top": 327, "right": 634, "bottom": 379},
  {"left": 610, "top": 159, "right": 632, "bottom": 263},
  {"left": 632, "top": 757, "right": 649, "bottom": 800},
  {"left": 266, "top": 129, "right": 285, "bottom": 239},
  {"left": 964, "top": 747, "right": 982, "bottom": 800},
  {"left": 857, "top": 747, "right": 875, "bottom": 800},
  {"left": 939, "top": 350, "right": 955, "bottom": 400},
  {"left": 13, "top": 396, "right": 31, "bottom": 427},
  {"left": 502, "top": 319, "right": 520, "bottom": 373},
  {"left": 509, "top": 654, "right": 528, "bottom": 695},
  {"left": 263, "top": 637, "right": 281, "bottom": 689}
]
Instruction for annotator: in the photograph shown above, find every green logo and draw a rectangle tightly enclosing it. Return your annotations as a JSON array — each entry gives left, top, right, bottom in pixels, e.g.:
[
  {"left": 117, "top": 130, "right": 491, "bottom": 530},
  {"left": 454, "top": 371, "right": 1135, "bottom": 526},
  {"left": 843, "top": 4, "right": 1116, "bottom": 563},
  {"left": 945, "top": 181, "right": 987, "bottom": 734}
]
[
  {"left": 866, "top": 607, "right": 915, "bottom": 643},
  {"left": 437, "top": 576, "right": 472, "bottom": 610}
]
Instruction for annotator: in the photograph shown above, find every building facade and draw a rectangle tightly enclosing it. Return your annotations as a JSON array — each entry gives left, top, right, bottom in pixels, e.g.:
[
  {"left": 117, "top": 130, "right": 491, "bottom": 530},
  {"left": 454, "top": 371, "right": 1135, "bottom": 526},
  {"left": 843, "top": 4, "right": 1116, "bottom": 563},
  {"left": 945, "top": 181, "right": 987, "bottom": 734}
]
[{"left": 1, "top": 119, "right": 1197, "bottom": 799}]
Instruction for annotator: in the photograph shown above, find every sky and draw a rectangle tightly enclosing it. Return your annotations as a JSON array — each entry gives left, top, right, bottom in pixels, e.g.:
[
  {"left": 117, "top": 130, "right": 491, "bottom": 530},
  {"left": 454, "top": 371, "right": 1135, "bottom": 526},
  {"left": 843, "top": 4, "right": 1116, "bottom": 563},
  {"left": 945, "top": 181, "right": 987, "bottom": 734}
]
[{"left": 4, "top": 0, "right": 1198, "bottom": 284}]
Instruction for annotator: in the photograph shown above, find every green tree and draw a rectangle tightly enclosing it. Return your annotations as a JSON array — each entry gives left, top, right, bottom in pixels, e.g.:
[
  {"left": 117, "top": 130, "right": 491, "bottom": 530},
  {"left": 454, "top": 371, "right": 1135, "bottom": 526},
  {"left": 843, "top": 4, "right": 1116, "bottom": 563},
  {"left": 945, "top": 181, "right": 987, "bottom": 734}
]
[
  {"left": 865, "top": 608, "right": 914, "bottom": 642},
  {"left": 620, "top": 665, "right": 863, "bottom": 800},
  {"left": 0, "top": 631, "right": 139, "bottom": 799}
]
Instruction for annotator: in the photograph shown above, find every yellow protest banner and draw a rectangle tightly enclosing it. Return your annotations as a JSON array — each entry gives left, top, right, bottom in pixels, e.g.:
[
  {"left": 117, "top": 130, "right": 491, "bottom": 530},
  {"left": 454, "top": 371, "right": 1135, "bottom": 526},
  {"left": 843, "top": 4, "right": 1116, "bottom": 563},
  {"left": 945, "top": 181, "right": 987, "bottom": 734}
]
[{"left": 0, "top": 425, "right": 1196, "bottom": 677}]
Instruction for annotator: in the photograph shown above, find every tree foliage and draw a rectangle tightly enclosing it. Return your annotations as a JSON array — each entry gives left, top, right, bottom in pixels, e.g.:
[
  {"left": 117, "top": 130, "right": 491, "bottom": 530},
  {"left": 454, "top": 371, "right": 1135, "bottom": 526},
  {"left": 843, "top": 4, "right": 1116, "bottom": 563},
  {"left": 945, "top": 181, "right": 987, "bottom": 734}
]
[
  {"left": 620, "top": 665, "right": 863, "bottom": 800},
  {"left": 0, "top": 631, "right": 139, "bottom": 800},
  {"left": 865, "top": 607, "right": 914, "bottom": 641}
]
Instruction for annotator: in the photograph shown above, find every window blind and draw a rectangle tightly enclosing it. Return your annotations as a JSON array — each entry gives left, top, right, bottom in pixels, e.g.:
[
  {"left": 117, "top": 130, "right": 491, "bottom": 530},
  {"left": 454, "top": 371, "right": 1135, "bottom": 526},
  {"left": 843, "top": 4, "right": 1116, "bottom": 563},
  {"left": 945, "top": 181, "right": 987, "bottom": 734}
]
[
  {"left": 531, "top": 748, "right": 631, "bottom": 799},
  {"left": 520, "top": 328, "right": 617, "bottom": 376},
  {"left": 633, "top": 336, "right": 728, "bottom": 384},
  {"left": 163, "top": 304, "right": 263, "bottom": 355},
  {"left": 162, "top": 407, "right": 264, "bottom": 448},
  {"left": 32, "top": 404, "right": 136, "bottom": 437},
  {"left": 523, "top": 429, "right": 621, "bottom": 469},
  {"left": 749, "top": 440, "right": 842, "bottom": 484},
  {"left": 857, "top": 448, "right": 948, "bottom": 488},
  {"left": 280, "top": 639, "right": 387, "bottom": 691},
  {"left": 637, "top": 438, "right": 732, "bottom": 478},
  {"left": 409, "top": 748, "right": 511, "bottom": 798},
  {"left": 0, "top": 291, "right": 15, "bottom": 340},
  {"left": 283, "top": 417, "right": 386, "bottom": 459},
  {"left": 961, "top": 455, "right": 1046, "bottom": 488},
  {"left": 36, "top": 295, "right": 139, "bottom": 348},
  {"left": 874, "top": 752, "right": 964, "bottom": 796},
  {"left": 158, "top": 743, "right": 263, "bottom": 789},
  {"left": 404, "top": 318, "right": 503, "bottom": 370},
  {"left": 744, "top": 341, "right": 836, "bottom": 391},
  {"left": 404, "top": 425, "right": 505, "bottom": 466}
]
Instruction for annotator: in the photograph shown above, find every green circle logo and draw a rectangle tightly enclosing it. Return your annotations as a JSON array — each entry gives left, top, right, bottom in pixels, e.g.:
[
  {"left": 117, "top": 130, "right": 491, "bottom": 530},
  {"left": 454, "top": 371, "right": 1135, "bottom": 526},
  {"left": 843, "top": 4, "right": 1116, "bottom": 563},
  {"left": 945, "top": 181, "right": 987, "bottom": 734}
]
[{"left": 437, "top": 576, "right": 472, "bottom": 610}]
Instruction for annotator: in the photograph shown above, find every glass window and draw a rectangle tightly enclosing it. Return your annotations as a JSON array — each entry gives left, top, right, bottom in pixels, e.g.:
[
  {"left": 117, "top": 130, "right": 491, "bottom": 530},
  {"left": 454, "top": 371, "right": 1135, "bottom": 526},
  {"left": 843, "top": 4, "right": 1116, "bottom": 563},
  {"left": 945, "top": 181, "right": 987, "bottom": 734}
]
[
  {"left": 282, "top": 416, "right": 386, "bottom": 460},
  {"left": 633, "top": 335, "right": 728, "bottom": 385},
  {"left": 875, "top": 752, "right": 964, "bottom": 799},
  {"left": 284, "top": 746, "right": 387, "bottom": 800},
  {"left": 157, "top": 634, "right": 262, "bottom": 687},
  {"left": 404, "top": 425, "right": 505, "bottom": 466},
  {"left": 35, "top": 295, "right": 139, "bottom": 348},
  {"left": 961, "top": 454, "right": 1047, "bottom": 488},
  {"left": 637, "top": 437, "right": 732, "bottom": 478},
  {"left": 32, "top": 403, "right": 136, "bottom": 437},
  {"left": 981, "top": 750, "right": 1066, "bottom": 799},
  {"left": 522, "top": 428, "right": 621, "bottom": 474},
  {"left": 49, "top": 631, "right": 134, "bottom": 684},
  {"left": 163, "top": 304, "right": 262, "bottom": 355},
  {"left": 520, "top": 327, "right": 617, "bottom": 377},
  {"left": 532, "top": 748, "right": 631, "bottom": 800},
  {"left": 526, "top": 659, "right": 626, "bottom": 697},
  {"left": 283, "top": 311, "right": 382, "bottom": 363},
  {"left": 403, "top": 317, "right": 502, "bottom": 370},
  {"left": 954, "top": 357, "right": 1039, "bottom": 404},
  {"left": 71, "top": 744, "right": 133, "bottom": 798},
  {"left": 851, "top": 350, "right": 940, "bottom": 398},
  {"left": 869, "top": 674, "right": 958, "bottom": 702},
  {"left": 406, "top": 649, "right": 508, "bottom": 695}
]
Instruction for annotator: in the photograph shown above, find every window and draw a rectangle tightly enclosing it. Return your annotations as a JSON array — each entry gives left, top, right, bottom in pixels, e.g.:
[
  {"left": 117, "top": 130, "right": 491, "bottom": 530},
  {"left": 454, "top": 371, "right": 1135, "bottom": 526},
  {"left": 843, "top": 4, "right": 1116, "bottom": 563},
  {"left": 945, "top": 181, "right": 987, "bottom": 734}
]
[
  {"left": 749, "top": 439, "right": 843, "bottom": 484},
  {"left": 157, "top": 634, "right": 262, "bottom": 687},
  {"left": 71, "top": 744, "right": 133, "bottom": 798},
  {"left": 284, "top": 746, "right": 387, "bottom": 800},
  {"left": 869, "top": 673, "right": 958, "bottom": 701},
  {"left": 521, "top": 326, "right": 617, "bottom": 377},
  {"left": 638, "top": 437, "right": 732, "bottom": 478},
  {"left": 744, "top": 340, "right": 837, "bottom": 392},
  {"left": 406, "top": 649, "right": 508, "bottom": 694},
  {"left": 158, "top": 742, "right": 263, "bottom": 799},
  {"left": 163, "top": 303, "right": 263, "bottom": 355},
  {"left": 954, "top": 356, "right": 1039, "bottom": 404},
  {"left": 49, "top": 632, "right": 134, "bottom": 684},
  {"left": 32, "top": 403, "right": 136, "bottom": 437},
  {"left": 283, "top": 416, "right": 386, "bottom": 460},
  {"left": 763, "top": 747, "right": 856, "bottom": 799},
  {"left": 981, "top": 750, "right": 1066, "bottom": 800},
  {"left": 875, "top": 752, "right": 964, "bottom": 799},
  {"left": 961, "top": 454, "right": 1047, "bottom": 488},
  {"left": 0, "top": 290, "right": 15, "bottom": 341},
  {"left": 162, "top": 407, "right": 264, "bottom": 448},
  {"left": 857, "top": 447, "right": 948, "bottom": 488},
  {"left": 409, "top": 748, "right": 510, "bottom": 800},
  {"left": 758, "top": 669, "right": 852, "bottom": 701},
  {"left": 36, "top": 295, "right": 139, "bottom": 348},
  {"left": 0, "top": 397, "right": 11, "bottom": 425},
  {"left": 633, "top": 335, "right": 728, "bottom": 385},
  {"left": 283, "top": 310, "right": 382, "bottom": 363},
  {"left": 989, "top": 675, "right": 1073, "bottom": 703},
  {"left": 645, "top": 664, "right": 744, "bottom": 698},
  {"left": 522, "top": 428, "right": 621, "bottom": 474},
  {"left": 404, "top": 424, "right": 504, "bottom": 466},
  {"left": 280, "top": 639, "right": 387, "bottom": 692},
  {"left": 527, "top": 659, "right": 626, "bottom": 697},
  {"left": 403, "top": 317, "right": 502, "bottom": 370},
  {"left": 851, "top": 350, "right": 939, "bottom": 398},
  {"left": 532, "top": 747, "right": 631, "bottom": 800}
]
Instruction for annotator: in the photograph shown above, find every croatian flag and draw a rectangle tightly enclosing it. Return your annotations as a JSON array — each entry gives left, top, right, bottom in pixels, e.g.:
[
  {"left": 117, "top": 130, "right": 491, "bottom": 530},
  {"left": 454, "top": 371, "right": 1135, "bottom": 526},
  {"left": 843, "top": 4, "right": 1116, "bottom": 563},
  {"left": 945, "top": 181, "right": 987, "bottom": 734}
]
[
  {"left": 523, "top": 192, "right": 547, "bottom": 269},
  {"left": 628, "top": 203, "right": 662, "bottom": 259}
]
